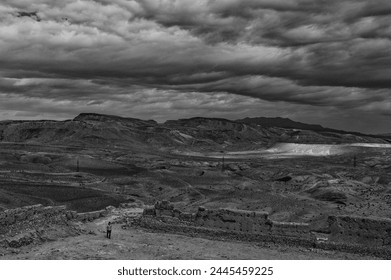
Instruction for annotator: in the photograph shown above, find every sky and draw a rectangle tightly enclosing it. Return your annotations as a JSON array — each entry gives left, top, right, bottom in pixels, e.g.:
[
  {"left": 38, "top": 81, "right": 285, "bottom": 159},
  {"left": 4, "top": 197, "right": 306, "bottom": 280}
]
[{"left": 0, "top": 0, "right": 390, "bottom": 134}]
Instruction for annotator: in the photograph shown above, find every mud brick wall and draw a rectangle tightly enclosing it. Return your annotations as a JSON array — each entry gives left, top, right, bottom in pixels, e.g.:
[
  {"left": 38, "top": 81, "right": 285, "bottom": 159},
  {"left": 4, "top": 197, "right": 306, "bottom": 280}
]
[
  {"left": 144, "top": 201, "right": 274, "bottom": 234},
  {"left": 0, "top": 205, "right": 42, "bottom": 226},
  {"left": 76, "top": 209, "right": 107, "bottom": 222},
  {"left": 328, "top": 215, "right": 391, "bottom": 246},
  {"left": 0, "top": 204, "right": 69, "bottom": 227},
  {"left": 194, "top": 208, "right": 270, "bottom": 234},
  {"left": 144, "top": 201, "right": 311, "bottom": 237},
  {"left": 154, "top": 200, "right": 175, "bottom": 217},
  {"left": 143, "top": 207, "right": 155, "bottom": 216},
  {"left": 0, "top": 204, "right": 108, "bottom": 229},
  {"left": 271, "top": 221, "right": 311, "bottom": 238},
  {"left": 144, "top": 201, "right": 391, "bottom": 248}
]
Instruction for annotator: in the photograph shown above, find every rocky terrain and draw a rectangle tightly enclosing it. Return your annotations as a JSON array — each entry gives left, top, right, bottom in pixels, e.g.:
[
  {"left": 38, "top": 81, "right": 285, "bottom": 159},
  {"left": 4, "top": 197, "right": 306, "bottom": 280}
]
[{"left": 0, "top": 113, "right": 390, "bottom": 259}]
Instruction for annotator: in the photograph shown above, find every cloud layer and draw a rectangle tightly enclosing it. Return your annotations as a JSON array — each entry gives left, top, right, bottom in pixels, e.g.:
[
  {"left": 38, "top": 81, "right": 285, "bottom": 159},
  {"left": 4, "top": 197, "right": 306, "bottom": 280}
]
[{"left": 0, "top": 0, "right": 390, "bottom": 133}]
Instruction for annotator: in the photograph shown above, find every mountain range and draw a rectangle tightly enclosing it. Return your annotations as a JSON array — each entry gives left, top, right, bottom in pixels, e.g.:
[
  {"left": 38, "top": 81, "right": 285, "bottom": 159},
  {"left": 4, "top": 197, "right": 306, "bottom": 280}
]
[{"left": 0, "top": 113, "right": 389, "bottom": 150}]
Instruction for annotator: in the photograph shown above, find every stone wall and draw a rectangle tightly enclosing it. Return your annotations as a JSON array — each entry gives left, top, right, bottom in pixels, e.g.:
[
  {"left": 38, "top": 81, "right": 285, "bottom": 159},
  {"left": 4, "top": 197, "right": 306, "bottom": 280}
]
[
  {"left": 0, "top": 204, "right": 111, "bottom": 248},
  {"left": 144, "top": 201, "right": 391, "bottom": 248},
  {"left": 146, "top": 201, "right": 311, "bottom": 240},
  {"left": 76, "top": 209, "right": 108, "bottom": 222},
  {"left": 0, "top": 205, "right": 68, "bottom": 228},
  {"left": 271, "top": 221, "right": 311, "bottom": 239},
  {"left": 0, "top": 204, "right": 109, "bottom": 229},
  {"left": 328, "top": 215, "right": 391, "bottom": 246},
  {"left": 193, "top": 208, "right": 271, "bottom": 235}
]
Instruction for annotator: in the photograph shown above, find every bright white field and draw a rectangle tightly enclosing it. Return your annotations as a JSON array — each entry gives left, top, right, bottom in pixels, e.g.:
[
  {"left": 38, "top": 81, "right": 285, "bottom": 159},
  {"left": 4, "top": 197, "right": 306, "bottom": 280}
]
[{"left": 178, "top": 143, "right": 391, "bottom": 159}]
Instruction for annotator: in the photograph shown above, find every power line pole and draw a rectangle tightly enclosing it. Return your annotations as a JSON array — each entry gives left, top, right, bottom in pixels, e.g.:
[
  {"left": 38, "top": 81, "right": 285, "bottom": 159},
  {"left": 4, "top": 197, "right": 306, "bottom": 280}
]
[{"left": 220, "top": 150, "right": 225, "bottom": 171}]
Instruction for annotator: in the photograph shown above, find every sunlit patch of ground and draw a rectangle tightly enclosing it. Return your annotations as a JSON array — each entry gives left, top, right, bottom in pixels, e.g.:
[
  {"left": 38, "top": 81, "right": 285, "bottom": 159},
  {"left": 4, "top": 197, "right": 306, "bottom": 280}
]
[{"left": 175, "top": 143, "right": 391, "bottom": 159}]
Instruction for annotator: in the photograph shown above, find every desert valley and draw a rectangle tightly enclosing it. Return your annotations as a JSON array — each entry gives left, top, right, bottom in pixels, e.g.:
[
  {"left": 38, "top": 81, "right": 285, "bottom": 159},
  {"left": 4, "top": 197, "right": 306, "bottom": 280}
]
[{"left": 0, "top": 113, "right": 390, "bottom": 259}]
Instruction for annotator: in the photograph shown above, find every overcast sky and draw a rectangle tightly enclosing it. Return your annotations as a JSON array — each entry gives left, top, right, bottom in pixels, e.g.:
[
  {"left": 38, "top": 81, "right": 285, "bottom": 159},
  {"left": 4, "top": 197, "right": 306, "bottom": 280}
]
[{"left": 0, "top": 0, "right": 390, "bottom": 134}]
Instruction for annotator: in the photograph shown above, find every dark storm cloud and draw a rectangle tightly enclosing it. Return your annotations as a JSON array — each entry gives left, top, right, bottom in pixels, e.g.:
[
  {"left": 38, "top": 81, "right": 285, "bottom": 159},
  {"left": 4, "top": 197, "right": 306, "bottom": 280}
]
[{"left": 0, "top": 0, "right": 390, "bottom": 133}]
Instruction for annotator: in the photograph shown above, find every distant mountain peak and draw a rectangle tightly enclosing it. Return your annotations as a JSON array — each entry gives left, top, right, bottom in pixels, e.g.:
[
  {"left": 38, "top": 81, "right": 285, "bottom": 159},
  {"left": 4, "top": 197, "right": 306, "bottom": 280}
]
[
  {"left": 164, "top": 117, "right": 244, "bottom": 130},
  {"left": 237, "top": 117, "right": 325, "bottom": 131},
  {"left": 74, "top": 113, "right": 157, "bottom": 125}
]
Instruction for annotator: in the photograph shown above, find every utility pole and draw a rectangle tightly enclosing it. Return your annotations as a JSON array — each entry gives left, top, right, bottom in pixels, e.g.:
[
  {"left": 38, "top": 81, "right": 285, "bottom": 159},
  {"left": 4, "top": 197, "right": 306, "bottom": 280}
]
[
  {"left": 220, "top": 150, "right": 225, "bottom": 171},
  {"left": 76, "top": 157, "right": 80, "bottom": 172}
]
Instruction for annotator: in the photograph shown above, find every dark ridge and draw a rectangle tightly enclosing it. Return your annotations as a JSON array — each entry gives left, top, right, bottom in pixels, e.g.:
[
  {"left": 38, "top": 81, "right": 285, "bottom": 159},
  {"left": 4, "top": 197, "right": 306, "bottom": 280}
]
[
  {"left": 238, "top": 117, "right": 324, "bottom": 130},
  {"left": 236, "top": 116, "right": 388, "bottom": 140},
  {"left": 164, "top": 117, "right": 240, "bottom": 126},
  {"left": 165, "top": 116, "right": 238, "bottom": 122},
  {"left": 73, "top": 113, "right": 157, "bottom": 125},
  {"left": 0, "top": 120, "right": 62, "bottom": 124}
]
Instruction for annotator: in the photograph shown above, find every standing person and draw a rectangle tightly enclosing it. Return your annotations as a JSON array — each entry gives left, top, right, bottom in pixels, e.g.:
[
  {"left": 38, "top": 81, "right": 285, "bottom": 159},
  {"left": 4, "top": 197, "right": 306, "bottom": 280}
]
[{"left": 106, "top": 222, "right": 112, "bottom": 239}]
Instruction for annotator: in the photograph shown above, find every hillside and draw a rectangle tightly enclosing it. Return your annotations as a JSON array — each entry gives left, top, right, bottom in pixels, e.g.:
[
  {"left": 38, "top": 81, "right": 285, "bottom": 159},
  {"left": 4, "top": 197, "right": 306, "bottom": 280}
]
[
  {"left": 237, "top": 117, "right": 325, "bottom": 131},
  {"left": 163, "top": 116, "right": 389, "bottom": 147},
  {"left": 237, "top": 117, "right": 384, "bottom": 138},
  {"left": 0, "top": 113, "right": 388, "bottom": 150}
]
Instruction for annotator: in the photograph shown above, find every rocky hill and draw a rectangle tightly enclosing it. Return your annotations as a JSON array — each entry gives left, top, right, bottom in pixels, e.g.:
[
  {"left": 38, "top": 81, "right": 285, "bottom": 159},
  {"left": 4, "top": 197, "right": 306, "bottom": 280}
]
[
  {"left": 237, "top": 117, "right": 385, "bottom": 139},
  {"left": 237, "top": 117, "right": 325, "bottom": 131},
  {"left": 0, "top": 113, "right": 389, "bottom": 150},
  {"left": 164, "top": 116, "right": 389, "bottom": 147}
]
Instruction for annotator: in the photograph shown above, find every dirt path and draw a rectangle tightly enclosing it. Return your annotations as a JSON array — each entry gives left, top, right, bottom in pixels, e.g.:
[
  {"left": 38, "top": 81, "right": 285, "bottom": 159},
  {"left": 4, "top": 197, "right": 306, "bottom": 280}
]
[
  {"left": 0, "top": 210, "right": 376, "bottom": 260},
  {"left": 158, "top": 172, "right": 206, "bottom": 205}
]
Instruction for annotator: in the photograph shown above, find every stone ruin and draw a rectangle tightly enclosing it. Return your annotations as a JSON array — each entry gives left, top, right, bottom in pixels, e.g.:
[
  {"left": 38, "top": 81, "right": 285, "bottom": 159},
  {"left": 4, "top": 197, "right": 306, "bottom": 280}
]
[
  {"left": 327, "top": 215, "right": 391, "bottom": 246},
  {"left": 142, "top": 201, "right": 391, "bottom": 253},
  {"left": 2, "top": 201, "right": 391, "bottom": 256},
  {"left": 0, "top": 204, "right": 109, "bottom": 228},
  {"left": 143, "top": 201, "right": 311, "bottom": 244},
  {"left": 0, "top": 204, "right": 111, "bottom": 249}
]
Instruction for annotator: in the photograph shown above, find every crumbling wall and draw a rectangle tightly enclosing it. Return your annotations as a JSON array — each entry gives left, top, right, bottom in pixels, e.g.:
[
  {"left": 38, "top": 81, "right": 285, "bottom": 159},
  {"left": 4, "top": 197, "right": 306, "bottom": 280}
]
[
  {"left": 0, "top": 205, "right": 68, "bottom": 228},
  {"left": 143, "top": 201, "right": 391, "bottom": 248},
  {"left": 154, "top": 201, "right": 175, "bottom": 217},
  {"left": 143, "top": 201, "right": 311, "bottom": 238},
  {"left": 271, "top": 221, "right": 311, "bottom": 238},
  {"left": 76, "top": 209, "right": 107, "bottom": 222},
  {"left": 0, "top": 205, "right": 73, "bottom": 248},
  {"left": 194, "top": 208, "right": 271, "bottom": 234},
  {"left": 0, "top": 204, "right": 112, "bottom": 249},
  {"left": 0, "top": 204, "right": 109, "bottom": 229},
  {"left": 328, "top": 215, "right": 391, "bottom": 246}
]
